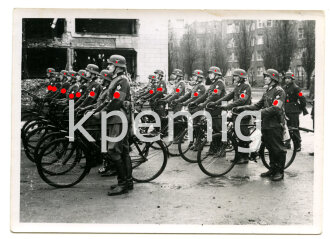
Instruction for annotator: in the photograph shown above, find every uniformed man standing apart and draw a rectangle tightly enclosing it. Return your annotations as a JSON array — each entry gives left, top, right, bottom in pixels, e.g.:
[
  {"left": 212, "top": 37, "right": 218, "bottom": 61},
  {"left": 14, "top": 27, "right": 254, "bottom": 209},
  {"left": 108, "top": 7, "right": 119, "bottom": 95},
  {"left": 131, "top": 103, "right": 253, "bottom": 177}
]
[
  {"left": 283, "top": 71, "right": 308, "bottom": 151},
  {"left": 233, "top": 69, "right": 287, "bottom": 181},
  {"left": 103, "top": 55, "right": 133, "bottom": 196},
  {"left": 207, "top": 69, "right": 252, "bottom": 164}
]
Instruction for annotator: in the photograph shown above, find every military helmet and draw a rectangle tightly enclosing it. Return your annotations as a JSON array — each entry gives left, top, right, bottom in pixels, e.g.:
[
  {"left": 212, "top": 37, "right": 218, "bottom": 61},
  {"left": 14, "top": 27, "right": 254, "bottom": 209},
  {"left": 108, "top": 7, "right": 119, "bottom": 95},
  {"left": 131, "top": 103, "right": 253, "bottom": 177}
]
[
  {"left": 47, "top": 68, "right": 56, "bottom": 74},
  {"left": 85, "top": 64, "right": 100, "bottom": 75},
  {"left": 172, "top": 69, "right": 183, "bottom": 77},
  {"left": 68, "top": 70, "right": 77, "bottom": 79},
  {"left": 148, "top": 74, "right": 157, "bottom": 80},
  {"left": 60, "top": 70, "right": 68, "bottom": 76},
  {"left": 100, "top": 70, "right": 112, "bottom": 81},
  {"left": 233, "top": 69, "right": 247, "bottom": 79},
  {"left": 192, "top": 69, "right": 204, "bottom": 77},
  {"left": 78, "top": 69, "right": 88, "bottom": 79},
  {"left": 285, "top": 71, "right": 295, "bottom": 80},
  {"left": 107, "top": 55, "right": 126, "bottom": 68},
  {"left": 264, "top": 69, "right": 280, "bottom": 82},
  {"left": 208, "top": 66, "right": 222, "bottom": 76},
  {"left": 154, "top": 69, "right": 164, "bottom": 76}
]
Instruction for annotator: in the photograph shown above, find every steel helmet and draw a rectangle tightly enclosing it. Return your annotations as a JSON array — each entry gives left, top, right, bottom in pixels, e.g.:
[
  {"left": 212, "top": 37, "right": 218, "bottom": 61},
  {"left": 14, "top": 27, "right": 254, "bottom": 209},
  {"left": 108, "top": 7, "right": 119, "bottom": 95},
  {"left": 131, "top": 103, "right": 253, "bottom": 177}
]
[
  {"left": 233, "top": 69, "right": 247, "bottom": 79},
  {"left": 192, "top": 69, "right": 204, "bottom": 77},
  {"left": 78, "top": 69, "right": 88, "bottom": 79},
  {"left": 85, "top": 64, "right": 100, "bottom": 75},
  {"left": 285, "top": 71, "right": 295, "bottom": 80},
  {"left": 68, "top": 70, "right": 77, "bottom": 79},
  {"left": 264, "top": 69, "right": 280, "bottom": 82},
  {"left": 47, "top": 68, "right": 56, "bottom": 74},
  {"left": 208, "top": 66, "right": 222, "bottom": 76},
  {"left": 172, "top": 69, "right": 183, "bottom": 77},
  {"left": 107, "top": 55, "right": 126, "bottom": 68},
  {"left": 148, "top": 74, "right": 157, "bottom": 80},
  {"left": 60, "top": 70, "right": 68, "bottom": 76},
  {"left": 100, "top": 70, "right": 112, "bottom": 81},
  {"left": 154, "top": 69, "right": 164, "bottom": 76}
]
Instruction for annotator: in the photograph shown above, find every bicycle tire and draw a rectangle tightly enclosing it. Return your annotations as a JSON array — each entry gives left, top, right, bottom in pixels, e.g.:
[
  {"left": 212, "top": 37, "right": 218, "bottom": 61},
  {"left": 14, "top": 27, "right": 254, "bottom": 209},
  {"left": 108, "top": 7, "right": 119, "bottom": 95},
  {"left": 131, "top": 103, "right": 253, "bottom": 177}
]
[
  {"left": 197, "top": 133, "right": 238, "bottom": 177},
  {"left": 36, "top": 137, "right": 90, "bottom": 188},
  {"left": 259, "top": 142, "right": 297, "bottom": 170},
  {"left": 131, "top": 139, "right": 168, "bottom": 183}
]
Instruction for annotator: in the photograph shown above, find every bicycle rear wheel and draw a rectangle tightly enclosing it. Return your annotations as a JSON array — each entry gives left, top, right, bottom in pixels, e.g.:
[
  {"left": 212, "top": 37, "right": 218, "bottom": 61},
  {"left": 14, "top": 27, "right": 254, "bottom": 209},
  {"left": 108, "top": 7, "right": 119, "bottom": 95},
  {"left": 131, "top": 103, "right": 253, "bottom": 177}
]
[
  {"left": 23, "top": 126, "right": 54, "bottom": 163},
  {"left": 36, "top": 137, "right": 90, "bottom": 188},
  {"left": 197, "top": 133, "right": 238, "bottom": 177},
  {"left": 259, "top": 142, "right": 297, "bottom": 170},
  {"left": 131, "top": 139, "right": 168, "bottom": 182}
]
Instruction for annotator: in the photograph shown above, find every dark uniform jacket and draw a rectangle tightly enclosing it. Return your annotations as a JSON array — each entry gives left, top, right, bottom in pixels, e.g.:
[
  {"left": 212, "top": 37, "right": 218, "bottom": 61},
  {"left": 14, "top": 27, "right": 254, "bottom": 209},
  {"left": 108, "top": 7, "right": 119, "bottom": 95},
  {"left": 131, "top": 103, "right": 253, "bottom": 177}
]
[
  {"left": 216, "top": 82, "right": 252, "bottom": 110},
  {"left": 165, "top": 80, "right": 186, "bottom": 102},
  {"left": 244, "top": 84, "right": 286, "bottom": 129},
  {"left": 179, "top": 84, "right": 206, "bottom": 105},
  {"left": 148, "top": 79, "right": 167, "bottom": 101},
  {"left": 284, "top": 82, "right": 307, "bottom": 114},
  {"left": 104, "top": 72, "right": 131, "bottom": 125},
  {"left": 192, "top": 78, "right": 226, "bottom": 116},
  {"left": 75, "top": 79, "right": 101, "bottom": 108}
]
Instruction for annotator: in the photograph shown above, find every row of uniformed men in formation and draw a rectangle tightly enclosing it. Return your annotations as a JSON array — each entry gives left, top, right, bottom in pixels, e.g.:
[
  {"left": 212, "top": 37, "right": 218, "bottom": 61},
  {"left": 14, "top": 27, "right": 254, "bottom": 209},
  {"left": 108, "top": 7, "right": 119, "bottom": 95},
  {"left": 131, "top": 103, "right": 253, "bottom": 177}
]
[
  {"left": 41, "top": 54, "right": 307, "bottom": 195},
  {"left": 135, "top": 66, "right": 307, "bottom": 182}
]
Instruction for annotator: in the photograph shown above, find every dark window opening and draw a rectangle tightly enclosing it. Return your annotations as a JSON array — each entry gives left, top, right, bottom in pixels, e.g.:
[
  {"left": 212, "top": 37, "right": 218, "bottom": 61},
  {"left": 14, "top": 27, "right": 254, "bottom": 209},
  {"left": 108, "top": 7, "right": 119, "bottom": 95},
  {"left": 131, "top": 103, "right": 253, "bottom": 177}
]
[
  {"left": 23, "top": 18, "right": 65, "bottom": 40},
  {"left": 73, "top": 49, "right": 137, "bottom": 78},
  {"left": 22, "top": 48, "right": 67, "bottom": 79},
  {"left": 75, "top": 19, "right": 137, "bottom": 35}
]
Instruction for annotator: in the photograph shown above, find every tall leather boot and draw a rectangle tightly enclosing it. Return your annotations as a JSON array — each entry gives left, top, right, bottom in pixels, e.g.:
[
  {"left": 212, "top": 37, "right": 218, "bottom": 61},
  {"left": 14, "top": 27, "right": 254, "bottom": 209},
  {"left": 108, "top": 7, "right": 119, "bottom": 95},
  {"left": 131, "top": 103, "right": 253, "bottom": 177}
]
[
  {"left": 271, "top": 152, "right": 286, "bottom": 181},
  {"left": 261, "top": 151, "right": 276, "bottom": 177},
  {"left": 108, "top": 153, "right": 128, "bottom": 196},
  {"left": 124, "top": 153, "right": 134, "bottom": 190}
]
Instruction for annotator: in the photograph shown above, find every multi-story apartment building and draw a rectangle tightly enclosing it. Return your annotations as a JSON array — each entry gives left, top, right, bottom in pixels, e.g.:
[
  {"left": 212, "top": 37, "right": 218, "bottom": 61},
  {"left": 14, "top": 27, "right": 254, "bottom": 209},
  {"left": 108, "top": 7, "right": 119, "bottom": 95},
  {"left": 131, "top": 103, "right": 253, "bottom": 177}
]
[{"left": 169, "top": 19, "right": 307, "bottom": 87}]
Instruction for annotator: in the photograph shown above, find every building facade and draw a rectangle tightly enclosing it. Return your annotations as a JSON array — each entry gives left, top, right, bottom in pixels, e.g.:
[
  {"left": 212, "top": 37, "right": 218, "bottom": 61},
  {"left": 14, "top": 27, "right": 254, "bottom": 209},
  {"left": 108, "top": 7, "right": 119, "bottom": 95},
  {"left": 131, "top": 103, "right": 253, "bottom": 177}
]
[{"left": 22, "top": 18, "right": 168, "bottom": 83}]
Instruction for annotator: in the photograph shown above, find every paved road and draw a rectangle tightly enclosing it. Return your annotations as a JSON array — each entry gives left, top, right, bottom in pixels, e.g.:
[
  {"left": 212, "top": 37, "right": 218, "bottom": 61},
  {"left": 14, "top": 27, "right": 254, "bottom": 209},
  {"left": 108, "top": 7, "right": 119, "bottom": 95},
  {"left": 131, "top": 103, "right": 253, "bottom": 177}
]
[{"left": 19, "top": 103, "right": 315, "bottom": 225}]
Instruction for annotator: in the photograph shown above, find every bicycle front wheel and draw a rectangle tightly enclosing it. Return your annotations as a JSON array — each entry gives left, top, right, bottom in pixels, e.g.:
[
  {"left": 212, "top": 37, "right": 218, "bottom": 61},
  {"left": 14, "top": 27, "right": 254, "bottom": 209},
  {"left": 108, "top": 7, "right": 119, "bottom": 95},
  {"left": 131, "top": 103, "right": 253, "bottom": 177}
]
[
  {"left": 131, "top": 139, "right": 168, "bottom": 182},
  {"left": 36, "top": 137, "right": 90, "bottom": 188},
  {"left": 197, "top": 133, "right": 238, "bottom": 177}
]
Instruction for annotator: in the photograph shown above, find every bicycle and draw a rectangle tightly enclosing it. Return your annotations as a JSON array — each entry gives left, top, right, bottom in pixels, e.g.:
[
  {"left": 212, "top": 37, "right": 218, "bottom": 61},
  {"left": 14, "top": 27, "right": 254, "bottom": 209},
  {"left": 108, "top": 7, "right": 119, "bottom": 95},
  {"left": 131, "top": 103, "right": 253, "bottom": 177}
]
[
  {"left": 196, "top": 111, "right": 299, "bottom": 177},
  {"left": 35, "top": 125, "right": 168, "bottom": 188}
]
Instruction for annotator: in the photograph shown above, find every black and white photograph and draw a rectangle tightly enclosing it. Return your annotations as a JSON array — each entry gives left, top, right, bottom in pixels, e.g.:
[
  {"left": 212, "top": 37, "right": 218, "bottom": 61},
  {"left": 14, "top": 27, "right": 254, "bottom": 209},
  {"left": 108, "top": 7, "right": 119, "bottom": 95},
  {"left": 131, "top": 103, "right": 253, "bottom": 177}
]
[{"left": 11, "top": 9, "right": 324, "bottom": 234}]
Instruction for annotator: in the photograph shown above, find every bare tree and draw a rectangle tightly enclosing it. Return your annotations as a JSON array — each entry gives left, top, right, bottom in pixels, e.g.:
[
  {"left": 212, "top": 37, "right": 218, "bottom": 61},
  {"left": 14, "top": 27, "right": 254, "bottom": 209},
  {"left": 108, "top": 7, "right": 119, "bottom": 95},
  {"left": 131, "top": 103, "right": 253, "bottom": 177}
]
[
  {"left": 262, "top": 20, "right": 298, "bottom": 74},
  {"left": 212, "top": 32, "right": 229, "bottom": 76},
  {"left": 234, "top": 20, "right": 254, "bottom": 72},
  {"left": 180, "top": 24, "right": 199, "bottom": 77},
  {"left": 301, "top": 20, "right": 315, "bottom": 90}
]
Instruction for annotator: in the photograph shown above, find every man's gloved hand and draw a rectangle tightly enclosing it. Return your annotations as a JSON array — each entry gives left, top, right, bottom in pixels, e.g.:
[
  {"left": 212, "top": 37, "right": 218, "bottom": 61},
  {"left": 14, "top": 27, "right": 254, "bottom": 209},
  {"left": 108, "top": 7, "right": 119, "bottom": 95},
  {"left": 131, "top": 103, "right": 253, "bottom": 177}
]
[
  {"left": 188, "top": 102, "right": 197, "bottom": 108},
  {"left": 232, "top": 106, "right": 245, "bottom": 113},
  {"left": 206, "top": 102, "right": 216, "bottom": 108}
]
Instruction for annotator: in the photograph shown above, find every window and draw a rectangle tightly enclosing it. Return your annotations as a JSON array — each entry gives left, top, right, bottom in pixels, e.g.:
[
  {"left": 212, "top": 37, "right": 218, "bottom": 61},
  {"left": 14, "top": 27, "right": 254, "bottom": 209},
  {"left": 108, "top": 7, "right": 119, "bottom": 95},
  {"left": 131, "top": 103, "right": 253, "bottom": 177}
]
[
  {"left": 23, "top": 18, "right": 65, "bottom": 39},
  {"left": 227, "top": 38, "right": 236, "bottom": 48},
  {"left": 257, "top": 20, "right": 264, "bottom": 29},
  {"left": 229, "top": 52, "right": 236, "bottom": 62},
  {"left": 235, "top": 24, "right": 240, "bottom": 33},
  {"left": 251, "top": 38, "right": 255, "bottom": 46},
  {"left": 298, "top": 28, "right": 304, "bottom": 40},
  {"left": 257, "top": 35, "right": 264, "bottom": 45},
  {"left": 257, "top": 67, "right": 264, "bottom": 76},
  {"left": 266, "top": 20, "right": 272, "bottom": 27},
  {"left": 251, "top": 22, "right": 256, "bottom": 31},
  {"left": 226, "top": 68, "right": 233, "bottom": 77},
  {"left": 227, "top": 24, "right": 234, "bottom": 34},
  {"left": 75, "top": 19, "right": 137, "bottom": 34},
  {"left": 256, "top": 51, "right": 263, "bottom": 61}
]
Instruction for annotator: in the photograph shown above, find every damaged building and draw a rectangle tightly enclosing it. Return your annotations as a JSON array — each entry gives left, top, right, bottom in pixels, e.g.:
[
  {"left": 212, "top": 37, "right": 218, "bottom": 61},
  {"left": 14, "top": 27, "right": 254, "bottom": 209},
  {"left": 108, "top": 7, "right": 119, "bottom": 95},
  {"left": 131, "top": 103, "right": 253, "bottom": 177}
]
[{"left": 22, "top": 18, "right": 168, "bottom": 82}]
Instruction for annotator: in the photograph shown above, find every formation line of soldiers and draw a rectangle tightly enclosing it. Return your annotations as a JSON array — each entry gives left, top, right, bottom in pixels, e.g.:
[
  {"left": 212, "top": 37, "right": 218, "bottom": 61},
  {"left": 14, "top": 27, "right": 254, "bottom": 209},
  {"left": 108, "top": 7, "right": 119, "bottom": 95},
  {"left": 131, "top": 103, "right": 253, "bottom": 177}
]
[{"left": 39, "top": 56, "right": 308, "bottom": 194}]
